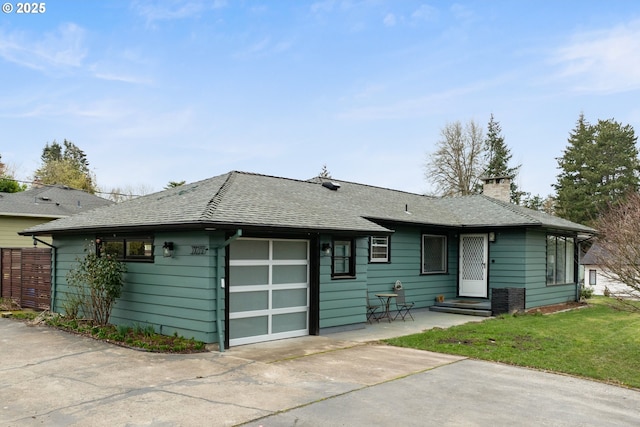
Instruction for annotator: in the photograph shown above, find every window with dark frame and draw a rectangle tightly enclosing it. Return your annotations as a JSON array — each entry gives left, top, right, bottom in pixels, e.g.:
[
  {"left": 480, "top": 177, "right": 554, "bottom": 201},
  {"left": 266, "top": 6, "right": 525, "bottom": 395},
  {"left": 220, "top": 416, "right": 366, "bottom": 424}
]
[
  {"left": 546, "top": 234, "right": 575, "bottom": 285},
  {"left": 332, "top": 239, "right": 355, "bottom": 278},
  {"left": 589, "top": 269, "right": 597, "bottom": 286},
  {"left": 97, "top": 236, "right": 154, "bottom": 262},
  {"left": 422, "top": 234, "right": 447, "bottom": 274},
  {"left": 369, "top": 236, "right": 389, "bottom": 263}
]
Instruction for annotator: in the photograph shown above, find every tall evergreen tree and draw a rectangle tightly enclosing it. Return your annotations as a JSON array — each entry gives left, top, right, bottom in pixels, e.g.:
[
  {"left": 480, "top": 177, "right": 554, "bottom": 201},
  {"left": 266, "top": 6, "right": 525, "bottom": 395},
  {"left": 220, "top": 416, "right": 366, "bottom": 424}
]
[
  {"left": 555, "top": 114, "right": 640, "bottom": 225},
  {"left": 482, "top": 114, "right": 522, "bottom": 203}
]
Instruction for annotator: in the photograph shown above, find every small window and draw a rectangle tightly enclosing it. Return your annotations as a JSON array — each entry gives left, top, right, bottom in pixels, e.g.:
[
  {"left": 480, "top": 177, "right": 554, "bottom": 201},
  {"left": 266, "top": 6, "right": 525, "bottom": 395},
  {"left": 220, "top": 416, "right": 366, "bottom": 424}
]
[
  {"left": 98, "top": 235, "right": 154, "bottom": 262},
  {"left": 589, "top": 269, "right": 597, "bottom": 286},
  {"left": 546, "top": 235, "right": 575, "bottom": 285},
  {"left": 422, "top": 234, "right": 447, "bottom": 274},
  {"left": 332, "top": 239, "right": 355, "bottom": 278},
  {"left": 370, "top": 236, "right": 389, "bottom": 263}
]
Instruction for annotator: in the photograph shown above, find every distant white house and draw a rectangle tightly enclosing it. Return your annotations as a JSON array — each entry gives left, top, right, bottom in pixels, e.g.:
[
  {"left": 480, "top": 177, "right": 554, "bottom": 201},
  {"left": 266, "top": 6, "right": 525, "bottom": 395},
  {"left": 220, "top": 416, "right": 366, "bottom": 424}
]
[{"left": 581, "top": 243, "right": 640, "bottom": 297}]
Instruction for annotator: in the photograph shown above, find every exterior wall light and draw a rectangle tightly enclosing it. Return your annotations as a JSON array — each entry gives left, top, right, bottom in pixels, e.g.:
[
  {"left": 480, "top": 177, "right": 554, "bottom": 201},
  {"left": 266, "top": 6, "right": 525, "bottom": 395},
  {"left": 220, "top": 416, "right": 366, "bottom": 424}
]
[
  {"left": 488, "top": 232, "right": 496, "bottom": 243},
  {"left": 163, "top": 241, "right": 174, "bottom": 257},
  {"left": 321, "top": 242, "right": 332, "bottom": 255}
]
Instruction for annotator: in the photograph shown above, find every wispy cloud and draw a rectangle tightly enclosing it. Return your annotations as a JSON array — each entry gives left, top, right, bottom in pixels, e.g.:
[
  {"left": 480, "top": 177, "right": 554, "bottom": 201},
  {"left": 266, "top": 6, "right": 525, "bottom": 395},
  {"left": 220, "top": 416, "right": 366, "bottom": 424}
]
[
  {"left": 338, "top": 79, "right": 498, "bottom": 121},
  {"left": 89, "top": 51, "right": 155, "bottom": 85},
  {"left": 92, "top": 72, "right": 153, "bottom": 85},
  {"left": 132, "top": 0, "right": 227, "bottom": 24},
  {"left": 233, "top": 37, "right": 294, "bottom": 60},
  {"left": 310, "top": 0, "right": 336, "bottom": 14},
  {"left": 552, "top": 19, "right": 640, "bottom": 94},
  {"left": 411, "top": 4, "right": 438, "bottom": 22},
  {"left": 383, "top": 13, "right": 397, "bottom": 27},
  {"left": 0, "top": 23, "right": 87, "bottom": 72}
]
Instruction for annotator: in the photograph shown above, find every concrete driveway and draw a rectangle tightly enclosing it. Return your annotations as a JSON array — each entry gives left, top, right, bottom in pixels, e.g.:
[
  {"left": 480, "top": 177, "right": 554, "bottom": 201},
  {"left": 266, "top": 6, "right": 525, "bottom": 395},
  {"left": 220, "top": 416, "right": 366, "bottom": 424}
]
[{"left": 1, "top": 312, "right": 639, "bottom": 426}]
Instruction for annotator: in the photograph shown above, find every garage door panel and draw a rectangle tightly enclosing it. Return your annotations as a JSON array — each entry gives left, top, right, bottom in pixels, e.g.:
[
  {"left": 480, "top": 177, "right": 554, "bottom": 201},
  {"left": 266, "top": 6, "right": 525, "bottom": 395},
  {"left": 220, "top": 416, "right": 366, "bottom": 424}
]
[
  {"left": 273, "top": 312, "right": 307, "bottom": 334},
  {"left": 272, "top": 288, "right": 307, "bottom": 309},
  {"left": 230, "top": 239, "right": 269, "bottom": 260},
  {"left": 272, "top": 264, "right": 307, "bottom": 284},
  {"left": 229, "top": 265, "right": 269, "bottom": 286},
  {"left": 229, "top": 291, "right": 269, "bottom": 312},
  {"left": 273, "top": 240, "right": 308, "bottom": 260},
  {"left": 229, "top": 316, "right": 268, "bottom": 341}
]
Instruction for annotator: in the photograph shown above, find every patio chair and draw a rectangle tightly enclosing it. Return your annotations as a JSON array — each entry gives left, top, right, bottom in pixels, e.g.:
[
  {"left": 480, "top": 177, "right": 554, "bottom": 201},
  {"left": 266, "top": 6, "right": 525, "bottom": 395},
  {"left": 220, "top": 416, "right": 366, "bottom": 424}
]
[
  {"left": 393, "top": 288, "right": 415, "bottom": 321},
  {"left": 366, "top": 292, "right": 381, "bottom": 323}
]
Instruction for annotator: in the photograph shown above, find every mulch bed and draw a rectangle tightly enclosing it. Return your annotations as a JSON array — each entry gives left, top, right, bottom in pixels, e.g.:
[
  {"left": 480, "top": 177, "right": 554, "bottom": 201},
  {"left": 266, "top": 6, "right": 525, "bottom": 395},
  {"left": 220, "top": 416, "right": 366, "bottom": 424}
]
[{"left": 526, "top": 301, "right": 588, "bottom": 315}]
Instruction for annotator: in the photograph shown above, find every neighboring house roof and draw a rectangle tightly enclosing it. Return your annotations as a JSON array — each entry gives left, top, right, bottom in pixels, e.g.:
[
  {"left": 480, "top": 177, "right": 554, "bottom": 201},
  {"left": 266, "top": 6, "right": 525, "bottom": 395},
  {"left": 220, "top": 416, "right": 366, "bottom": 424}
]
[
  {"left": 581, "top": 243, "right": 607, "bottom": 265},
  {"left": 0, "top": 185, "right": 113, "bottom": 219},
  {"left": 19, "top": 171, "right": 596, "bottom": 236}
]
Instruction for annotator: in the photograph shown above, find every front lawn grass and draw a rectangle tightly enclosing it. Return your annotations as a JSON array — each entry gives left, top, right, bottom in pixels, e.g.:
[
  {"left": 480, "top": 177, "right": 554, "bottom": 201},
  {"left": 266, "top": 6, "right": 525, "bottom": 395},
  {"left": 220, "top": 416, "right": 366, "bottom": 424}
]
[{"left": 385, "top": 297, "right": 640, "bottom": 389}]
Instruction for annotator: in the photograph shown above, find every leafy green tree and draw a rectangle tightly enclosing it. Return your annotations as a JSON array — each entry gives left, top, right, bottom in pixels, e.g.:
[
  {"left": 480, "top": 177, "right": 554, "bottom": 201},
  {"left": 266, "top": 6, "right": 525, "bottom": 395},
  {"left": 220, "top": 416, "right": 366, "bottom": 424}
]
[
  {"left": 555, "top": 114, "right": 640, "bottom": 225},
  {"left": 34, "top": 140, "right": 97, "bottom": 193},
  {"left": 0, "top": 154, "right": 26, "bottom": 193},
  {"left": 482, "top": 114, "right": 523, "bottom": 203},
  {"left": 426, "top": 120, "right": 485, "bottom": 196},
  {"left": 164, "top": 181, "right": 186, "bottom": 189}
]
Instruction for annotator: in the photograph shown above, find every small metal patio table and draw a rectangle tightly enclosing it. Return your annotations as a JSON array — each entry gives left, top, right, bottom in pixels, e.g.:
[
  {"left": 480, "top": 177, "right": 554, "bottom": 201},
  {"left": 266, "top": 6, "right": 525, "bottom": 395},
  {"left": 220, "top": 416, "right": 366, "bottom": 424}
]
[{"left": 375, "top": 293, "right": 397, "bottom": 322}]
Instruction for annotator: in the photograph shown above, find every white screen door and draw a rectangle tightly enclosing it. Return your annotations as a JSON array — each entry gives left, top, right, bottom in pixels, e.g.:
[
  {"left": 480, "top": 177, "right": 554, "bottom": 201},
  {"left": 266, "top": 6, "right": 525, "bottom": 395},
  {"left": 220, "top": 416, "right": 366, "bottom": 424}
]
[{"left": 459, "top": 234, "right": 488, "bottom": 298}]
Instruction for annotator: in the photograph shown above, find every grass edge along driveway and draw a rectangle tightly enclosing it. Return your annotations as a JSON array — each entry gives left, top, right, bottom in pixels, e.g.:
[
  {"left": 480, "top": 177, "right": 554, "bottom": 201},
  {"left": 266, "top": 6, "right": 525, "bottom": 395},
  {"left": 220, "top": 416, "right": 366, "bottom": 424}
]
[{"left": 385, "top": 297, "right": 640, "bottom": 389}]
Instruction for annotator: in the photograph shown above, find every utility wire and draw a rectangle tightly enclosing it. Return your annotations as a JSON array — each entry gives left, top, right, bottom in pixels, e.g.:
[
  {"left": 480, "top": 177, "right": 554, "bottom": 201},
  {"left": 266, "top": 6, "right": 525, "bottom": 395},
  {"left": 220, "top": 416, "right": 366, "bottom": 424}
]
[{"left": 0, "top": 177, "right": 142, "bottom": 198}]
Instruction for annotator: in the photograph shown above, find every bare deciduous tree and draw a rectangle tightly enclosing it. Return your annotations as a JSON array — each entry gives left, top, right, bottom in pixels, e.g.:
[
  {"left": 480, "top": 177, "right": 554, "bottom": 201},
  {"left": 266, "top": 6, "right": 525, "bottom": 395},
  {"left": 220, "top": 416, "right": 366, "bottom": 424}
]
[
  {"left": 593, "top": 193, "right": 640, "bottom": 312},
  {"left": 425, "top": 120, "right": 485, "bottom": 196}
]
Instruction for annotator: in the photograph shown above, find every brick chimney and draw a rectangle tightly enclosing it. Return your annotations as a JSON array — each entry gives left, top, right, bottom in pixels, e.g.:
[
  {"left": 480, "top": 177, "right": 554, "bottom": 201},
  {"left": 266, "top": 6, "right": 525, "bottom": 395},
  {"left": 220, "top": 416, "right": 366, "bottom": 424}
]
[{"left": 482, "top": 176, "right": 511, "bottom": 203}]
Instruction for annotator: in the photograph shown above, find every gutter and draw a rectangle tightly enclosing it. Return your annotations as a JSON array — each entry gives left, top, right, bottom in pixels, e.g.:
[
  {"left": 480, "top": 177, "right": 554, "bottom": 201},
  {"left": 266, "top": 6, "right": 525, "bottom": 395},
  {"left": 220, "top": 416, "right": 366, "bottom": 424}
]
[
  {"left": 32, "top": 237, "right": 57, "bottom": 312},
  {"left": 212, "top": 229, "right": 242, "bottom": 352}
]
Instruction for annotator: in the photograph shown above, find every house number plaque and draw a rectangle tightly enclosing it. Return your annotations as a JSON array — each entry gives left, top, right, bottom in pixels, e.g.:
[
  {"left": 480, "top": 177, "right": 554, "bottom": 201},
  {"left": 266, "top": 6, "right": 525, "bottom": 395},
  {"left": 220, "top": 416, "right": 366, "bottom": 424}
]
[{"left": 190, "top": 245, "right": 207, "bottom": 255}]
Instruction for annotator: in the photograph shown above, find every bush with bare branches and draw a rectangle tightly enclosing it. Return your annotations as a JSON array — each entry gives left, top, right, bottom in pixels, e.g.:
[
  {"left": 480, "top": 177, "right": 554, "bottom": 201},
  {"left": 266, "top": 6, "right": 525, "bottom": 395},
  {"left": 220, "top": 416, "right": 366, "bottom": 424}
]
[{"left": 593, "top": 193, "right": 640, "bottom": 312}]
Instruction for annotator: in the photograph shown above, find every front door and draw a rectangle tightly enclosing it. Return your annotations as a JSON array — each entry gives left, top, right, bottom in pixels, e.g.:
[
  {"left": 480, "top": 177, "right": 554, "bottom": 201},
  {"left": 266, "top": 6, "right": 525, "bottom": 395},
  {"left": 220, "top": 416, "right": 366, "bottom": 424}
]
[{"left": 459, "top": 234, "right": 488, "bottom": 298}]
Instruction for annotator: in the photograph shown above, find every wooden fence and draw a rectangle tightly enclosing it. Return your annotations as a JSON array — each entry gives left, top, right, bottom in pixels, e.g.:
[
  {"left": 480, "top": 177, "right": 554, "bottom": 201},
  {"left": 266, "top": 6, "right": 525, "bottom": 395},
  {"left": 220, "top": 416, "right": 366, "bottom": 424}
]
[{"left": 1, "top": 248, "right": 52, "bottom": 310}]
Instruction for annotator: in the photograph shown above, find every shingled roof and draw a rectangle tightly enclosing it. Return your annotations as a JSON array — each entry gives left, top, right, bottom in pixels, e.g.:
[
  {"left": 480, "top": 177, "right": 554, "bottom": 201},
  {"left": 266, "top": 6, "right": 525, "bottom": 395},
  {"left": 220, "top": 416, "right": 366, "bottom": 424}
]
[
  {"left": 19, "top": 171, "right": 595, "bottom": 236},
  {"left": 1, "top": 185, "right": 113, "bottom": 219}
]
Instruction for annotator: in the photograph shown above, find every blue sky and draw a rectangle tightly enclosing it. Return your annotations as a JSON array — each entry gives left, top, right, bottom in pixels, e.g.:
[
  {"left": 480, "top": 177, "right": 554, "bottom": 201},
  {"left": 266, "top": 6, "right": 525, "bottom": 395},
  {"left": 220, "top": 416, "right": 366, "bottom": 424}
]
[{"left": 2, "top": 1, "right": 640, "bottom": 198}]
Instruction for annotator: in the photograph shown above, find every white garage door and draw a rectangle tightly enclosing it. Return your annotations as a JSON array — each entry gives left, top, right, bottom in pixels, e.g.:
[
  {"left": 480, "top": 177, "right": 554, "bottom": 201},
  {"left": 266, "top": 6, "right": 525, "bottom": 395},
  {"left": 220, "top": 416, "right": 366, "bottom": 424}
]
[{"left": 228, "top": 238, "right": 309, "bottom": 346}]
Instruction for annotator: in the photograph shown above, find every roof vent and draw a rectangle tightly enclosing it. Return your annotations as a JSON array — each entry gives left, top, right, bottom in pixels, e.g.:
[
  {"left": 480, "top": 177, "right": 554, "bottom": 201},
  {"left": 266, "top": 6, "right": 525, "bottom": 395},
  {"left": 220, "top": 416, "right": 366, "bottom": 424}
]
[{"left": 321, "top": 181, "right": 341, "bottom": 191}]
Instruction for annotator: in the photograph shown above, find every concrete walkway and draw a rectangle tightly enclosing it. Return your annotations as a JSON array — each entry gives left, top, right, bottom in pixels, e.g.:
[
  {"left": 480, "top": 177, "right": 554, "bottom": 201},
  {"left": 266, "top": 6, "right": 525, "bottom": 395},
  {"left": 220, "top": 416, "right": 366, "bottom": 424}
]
[{"left": 1, "top": 310, "right": 638, "bottom": 426}]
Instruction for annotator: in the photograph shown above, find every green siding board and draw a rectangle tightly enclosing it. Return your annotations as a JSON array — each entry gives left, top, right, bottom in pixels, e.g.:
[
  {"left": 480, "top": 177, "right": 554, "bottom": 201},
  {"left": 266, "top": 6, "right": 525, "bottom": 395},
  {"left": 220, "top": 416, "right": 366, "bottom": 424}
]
[
  {"left": 320, "top": 312, "right": 364, "bottom": 328},
  {"left": 117, "top": 292, "right": 212, "bottom": 310},
  {"left": 121, "top": 283, "right": 215, "bottom": 299},
  {"left": 111, "top": 301, "right": 211, "bottom": 321}
]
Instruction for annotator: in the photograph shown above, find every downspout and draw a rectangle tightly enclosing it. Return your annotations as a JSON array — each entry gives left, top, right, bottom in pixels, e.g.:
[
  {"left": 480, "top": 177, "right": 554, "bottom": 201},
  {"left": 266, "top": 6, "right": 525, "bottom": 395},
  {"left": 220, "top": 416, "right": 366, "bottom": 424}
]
[
  {"left": 213, "top": 229, "right": 242, "bottom": 352},
  {"left": 32, "top": 237, "right": 57, "bottom": 312}
]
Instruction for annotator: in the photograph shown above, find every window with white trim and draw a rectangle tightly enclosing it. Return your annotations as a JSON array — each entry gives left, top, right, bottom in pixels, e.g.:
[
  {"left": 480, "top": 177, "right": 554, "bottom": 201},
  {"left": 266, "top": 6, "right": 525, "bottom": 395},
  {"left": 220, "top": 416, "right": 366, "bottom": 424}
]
[
  {"left": 546, "top": 235, "right": 575, "bottom": 285},
  {"left": 422, "top": 234, "right": 447, "bottom": 274},
  {"left": 370, "top": 236, "right": 389, "bottom": 263}
]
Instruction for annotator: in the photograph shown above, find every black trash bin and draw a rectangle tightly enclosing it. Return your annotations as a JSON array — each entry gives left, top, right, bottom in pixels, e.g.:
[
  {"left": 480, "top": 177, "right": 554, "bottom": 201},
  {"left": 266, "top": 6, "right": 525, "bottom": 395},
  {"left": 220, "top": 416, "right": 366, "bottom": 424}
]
[{"left": 491, "top": 287, "right": 525, "bottom": 316}]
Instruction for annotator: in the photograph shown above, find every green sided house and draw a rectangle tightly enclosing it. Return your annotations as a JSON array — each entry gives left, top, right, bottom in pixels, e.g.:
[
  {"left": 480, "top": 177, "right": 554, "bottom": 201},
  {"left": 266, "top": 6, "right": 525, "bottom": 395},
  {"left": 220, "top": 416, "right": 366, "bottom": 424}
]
[{"left": 19, "top": 171, "right": 595, "bottom": 348}]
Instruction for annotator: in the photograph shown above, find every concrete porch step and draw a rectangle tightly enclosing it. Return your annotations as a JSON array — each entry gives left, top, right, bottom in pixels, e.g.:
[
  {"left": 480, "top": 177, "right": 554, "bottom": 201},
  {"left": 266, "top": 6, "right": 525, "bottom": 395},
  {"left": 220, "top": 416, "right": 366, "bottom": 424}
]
[
  {"left": 429, "top": 299, "right": 493, "bottom": 317},
  {"left": 429, "top": 305, "right": 493, "bottom": 317}
]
